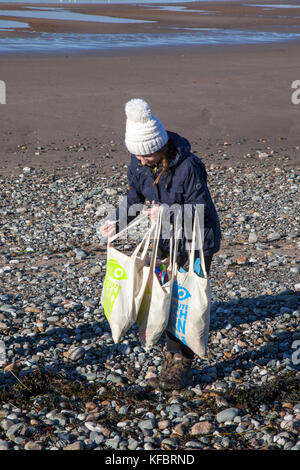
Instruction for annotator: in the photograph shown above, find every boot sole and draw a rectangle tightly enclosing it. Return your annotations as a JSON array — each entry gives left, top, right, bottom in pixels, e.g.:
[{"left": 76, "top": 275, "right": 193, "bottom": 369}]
[
  {"left": 159, "top": 372, "right": 193, "bottom": 391},
  {"left": 146, "top": 377, "right": 160, "bottom": 389}
]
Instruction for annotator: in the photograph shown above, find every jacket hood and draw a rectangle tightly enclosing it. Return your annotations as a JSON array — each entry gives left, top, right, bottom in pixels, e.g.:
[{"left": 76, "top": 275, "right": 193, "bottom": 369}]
[{"left": 167, "top": 130, "right": 191, "bottom": 168}]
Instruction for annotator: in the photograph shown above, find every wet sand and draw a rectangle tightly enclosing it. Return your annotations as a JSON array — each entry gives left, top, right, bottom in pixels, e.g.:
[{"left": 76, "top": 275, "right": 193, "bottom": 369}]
[
  {"left": 1, "top": 1, "right": 300, "bottom": 35},
  {"left": 0, "top": 1, "right": 299, "bottom": 175},
  {"left": 0, "top": 0, "right": 300, "bottom": 36}
]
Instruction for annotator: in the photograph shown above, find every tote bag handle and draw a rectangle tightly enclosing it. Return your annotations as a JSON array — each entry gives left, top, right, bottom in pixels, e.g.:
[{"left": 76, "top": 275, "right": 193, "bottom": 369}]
[
  {"left": 108, "top": 213, "right": 154, "bottom": 261},
  {"left": 108, "top": 213, "right": 148, "bottom": 244},
  {"left": 172, "top": 211, "right": 182, "bottom": 277},
  {"left": 149, "top": 206, "right": 163, "bottom": 275},
  {"left": 188, "top": 207, "right": 207, "bottom": 278},
  {"left": 149, "top": 206, "right": 181, "bottom": 277}
]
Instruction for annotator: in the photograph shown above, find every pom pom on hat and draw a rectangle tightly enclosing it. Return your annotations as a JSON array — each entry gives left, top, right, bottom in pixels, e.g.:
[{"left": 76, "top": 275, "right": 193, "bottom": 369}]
[
  {"left": 125, "top": 98, "right": 168, "bottom": 156},
  {"left": 125, "top": 99, "right": 152, "bottom": 123}
]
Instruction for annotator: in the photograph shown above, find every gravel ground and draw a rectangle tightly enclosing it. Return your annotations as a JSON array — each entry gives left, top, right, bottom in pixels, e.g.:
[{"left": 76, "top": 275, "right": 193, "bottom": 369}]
[{"left": 0, "top": 149, "right": 299, "bottom": 451}]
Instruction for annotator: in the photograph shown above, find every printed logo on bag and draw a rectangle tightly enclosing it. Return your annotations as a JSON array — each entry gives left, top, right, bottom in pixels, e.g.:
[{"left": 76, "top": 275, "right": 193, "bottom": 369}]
[
  {"left": 106, "top": 259, "right": 127, "bottom": 280},
  {"left": 103, "top": 259, "right": 127, "bottom": 320},
  {"left": 173, "top": 282, "right": 191, "bottom": 301},
  {"left": 167, "top": 281, "right": 191, "bottom": 346},
  {"left": 137, "top": 283, "right": 151, "bottom": 326}
]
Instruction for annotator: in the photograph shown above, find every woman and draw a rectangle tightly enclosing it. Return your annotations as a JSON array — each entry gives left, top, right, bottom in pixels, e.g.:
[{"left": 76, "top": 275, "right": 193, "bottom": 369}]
[{"left": 100, "top": 98, "right": 221, "bottom": 391}]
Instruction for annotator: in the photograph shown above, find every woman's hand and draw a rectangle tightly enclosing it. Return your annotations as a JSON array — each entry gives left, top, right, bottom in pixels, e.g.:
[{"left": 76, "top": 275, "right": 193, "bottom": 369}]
[
  {"left": 99, "top": 220, "right": 116, "bottom": 246},
  {"left": 142, "top": 200, "right": 160, "bottom": 224}
]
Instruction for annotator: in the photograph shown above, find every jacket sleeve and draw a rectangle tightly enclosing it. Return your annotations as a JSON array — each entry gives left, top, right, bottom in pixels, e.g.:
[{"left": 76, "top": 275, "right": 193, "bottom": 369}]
[
  {"left": 183, "top": 161, "right": 213, "bottom": 215},
  {"left": 115, "top": 161, "right": 145, "bottom": 233},
  {"left": 181, "top": 160, "right": 221, "bottom": 255},
  {"left": 161, "top": 159, "right": 220, "bottom": 258}
]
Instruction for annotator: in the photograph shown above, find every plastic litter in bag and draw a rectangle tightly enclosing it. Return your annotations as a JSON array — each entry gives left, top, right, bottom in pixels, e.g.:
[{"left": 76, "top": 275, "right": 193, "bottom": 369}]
[
  {"left": 155, "top": 263, "right": 169, "bottom": 285},
  {"left": 179, "top": 257, "right": 203, "bottom": 277}
]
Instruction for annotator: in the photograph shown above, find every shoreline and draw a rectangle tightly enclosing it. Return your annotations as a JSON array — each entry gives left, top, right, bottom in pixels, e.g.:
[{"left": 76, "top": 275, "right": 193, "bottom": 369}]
[
  {"left": 0, "top": 33, "right": 300, "bottom": 57},
  {"left": 0, "top": 1, "right": 300, "bottom": 56},
  {"left": 0, "top": 32, "right": 300, "bottom": 55},
  {"left": 0, "top": 1, "right": 300, "bottom": 37}
]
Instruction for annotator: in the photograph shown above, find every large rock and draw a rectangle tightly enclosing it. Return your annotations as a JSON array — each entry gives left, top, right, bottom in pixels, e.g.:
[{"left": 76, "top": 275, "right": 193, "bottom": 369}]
[
  {"left": 68, "top": 347, "right": 85, "bottom": 361},
  {"left": 190, "top": 421, "right": 215, "bottom": 435},
  {"left": 216, "top": 408, "right": 239, "bottom": 423},
  {"left": 138, "top": 419, "right": 156, "bottom": 431}
]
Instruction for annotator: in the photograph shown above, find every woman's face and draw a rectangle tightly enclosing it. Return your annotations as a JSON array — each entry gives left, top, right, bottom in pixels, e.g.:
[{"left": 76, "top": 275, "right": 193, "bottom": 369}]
[{"left": 136, "top": 151, "right": 162, "bottom": 167}]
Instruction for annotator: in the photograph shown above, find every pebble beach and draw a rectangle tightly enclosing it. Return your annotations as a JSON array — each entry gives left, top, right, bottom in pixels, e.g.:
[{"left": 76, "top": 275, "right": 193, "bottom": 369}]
[
  {"left": 0, "top": 0, "right": 299, "bottom": 454},
  {"left": 0, "top": 145, "right": 299, "bottom": 451}
]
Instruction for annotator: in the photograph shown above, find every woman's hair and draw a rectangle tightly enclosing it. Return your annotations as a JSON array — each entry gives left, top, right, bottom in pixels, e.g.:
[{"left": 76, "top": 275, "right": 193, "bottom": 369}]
[{"left": 152, "top": 138, "right": 177, "bottom": 186}]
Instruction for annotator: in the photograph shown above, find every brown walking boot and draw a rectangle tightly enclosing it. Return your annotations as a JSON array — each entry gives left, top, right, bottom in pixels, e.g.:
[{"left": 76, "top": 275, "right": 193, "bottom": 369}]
[
  {"left": 146, "top": 351, "right": 174, "bottom": 389},
  {"left": 160, "top": 352, "right": 193, "bottom": 391},
  {"left": 146, "top": 351, "right": 193, "bottom": 391}
]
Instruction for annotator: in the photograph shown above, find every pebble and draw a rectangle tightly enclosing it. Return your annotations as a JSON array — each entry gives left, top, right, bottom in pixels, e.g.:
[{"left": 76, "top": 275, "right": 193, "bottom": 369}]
[
  {"left": 216, "top": 408, "right": 239, "bottom": 423},
  {"left": 73, "top": 248, "right": 88, "bottom": 260},
  {"left": 85, "top": 402, "right": 98, "bottom": 412},
  {"left": 0, "top": 440, "right": 10, "bottom": 450},
  {"left": 67, "top": 347, "right": 85, "bottom": 361},
  {"left": 128, "top": 438, "right": 139, "bottom": 450},
  {"left": 107, "top": 373, "right": 123, "bottom": 384},
  {"left": 172, "top": 423, "right": 186, "bottom": 436},
  {"left": 158, "top": 420, "right": 170, "bottom": 430},
  {"left": 90, "top": 266, "right": 102, "bottom": 275},
  {"left": 169, "top": 404, "right": 182, "bottom": 415},
  {"left": 185, "top": 440, "right": 203, "bottom": 449},
  {"left": 190, "top": 421, "right": 215, "bottom": 435},
  {"left": 267, "top": 232, "right": 281, "bottom": 242},
  {"left": 63, "top": 442, "right": 83, "bottom": 451},
  {"left": 293, "top": 404, "right": 300, "bottom": 413},
  {"left": 85, "top": 422, "right": 100, "bottom": 432},
  {"left": 90, "top": 431, "right": 105, "bottom": 445},
  {"left": 6, "top": 423, "right": 27, "bottom": 441},
  {"left": 106, "top": 436, "right": 120, "bottom": 449},
  {"left": 0, "top": 305, "right": 16, "bottom": 314},
  {"left": 22, "top": 167, "right": 34, "bottom": 174},
  {"left": 138, "top": 419, "right": 156, "bottom": 431},
  {"left": 105, "top": 188, "right": 117, "bottom": 196},
  {"left": 24, "top": 441, "right": 43, "bottom": 450},
  {"left": 248, "top": 231, "right": 258, "bottom": 244},
  {"left": 256, "top": 151, "right": 269, "bottom": 159},
  {"left": 118, "top": 406, "right": 129, "bottom": 415}
]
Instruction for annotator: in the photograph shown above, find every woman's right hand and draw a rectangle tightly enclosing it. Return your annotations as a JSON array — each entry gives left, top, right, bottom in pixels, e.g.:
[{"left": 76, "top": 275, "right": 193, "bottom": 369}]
[
  {"left": 142, "top": 200, "right": 160, "bottom": 224},
  {"left": 99, "top": 220, "right": 116, "bottom": 239}
]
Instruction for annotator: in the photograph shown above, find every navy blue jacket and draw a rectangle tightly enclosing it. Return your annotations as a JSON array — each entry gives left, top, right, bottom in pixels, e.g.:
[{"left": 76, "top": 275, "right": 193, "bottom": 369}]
[{"left": 115, "top": 131, "right": 221, "bottom": 258}]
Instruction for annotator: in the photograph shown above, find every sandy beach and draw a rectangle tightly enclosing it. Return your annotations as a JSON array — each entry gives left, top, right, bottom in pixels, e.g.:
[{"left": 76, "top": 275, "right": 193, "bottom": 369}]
[
  {"left": 0, "top": 41, "right": 299, "bottom": 176},
  {"left": 0, "top": 1, "right": 299, "bottom": 175}
]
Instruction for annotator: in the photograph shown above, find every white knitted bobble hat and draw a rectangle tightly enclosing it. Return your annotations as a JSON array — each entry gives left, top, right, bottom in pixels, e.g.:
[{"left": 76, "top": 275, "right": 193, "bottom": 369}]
[{"left": 125, "top": 98, "right": 168, "bottom": 156}]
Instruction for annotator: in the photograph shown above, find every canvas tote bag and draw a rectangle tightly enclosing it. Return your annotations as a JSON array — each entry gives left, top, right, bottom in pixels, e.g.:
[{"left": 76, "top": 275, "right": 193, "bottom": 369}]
[
  {"left": 166, "top": 208, "right": 211, "bottom": 357},
  {"left": 100, "top": 213, "right": 156, "bottom": 343},
  {"left": 137, "top": 207, "right": 181, "bottom": 350}
]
